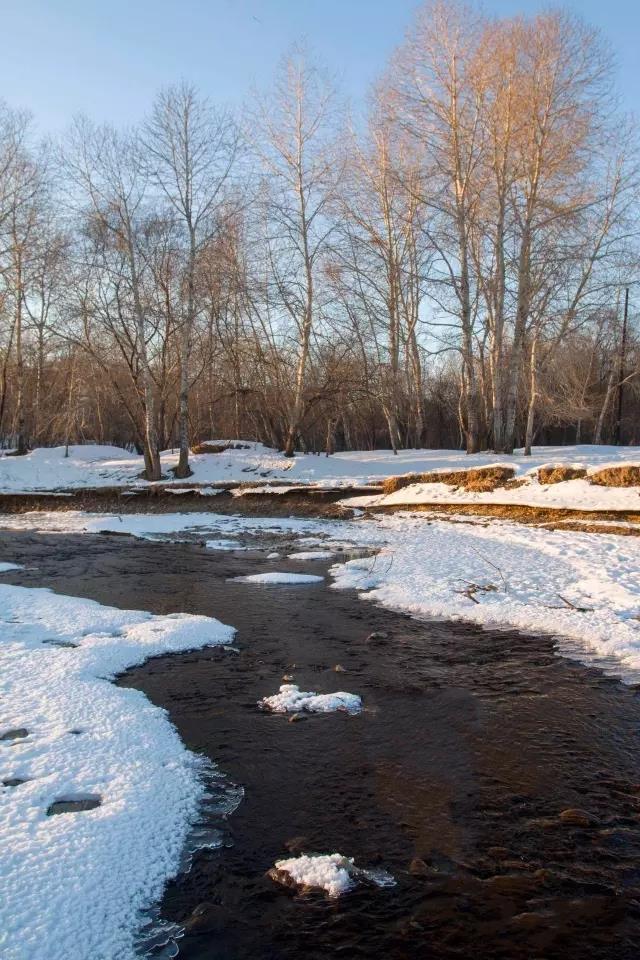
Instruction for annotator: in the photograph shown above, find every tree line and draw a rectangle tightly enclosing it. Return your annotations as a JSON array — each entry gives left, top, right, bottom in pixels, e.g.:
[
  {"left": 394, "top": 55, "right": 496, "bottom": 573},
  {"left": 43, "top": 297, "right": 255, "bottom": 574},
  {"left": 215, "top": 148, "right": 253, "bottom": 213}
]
[{"left": 0, "top": 0, "right": 638, "bottom": 478}]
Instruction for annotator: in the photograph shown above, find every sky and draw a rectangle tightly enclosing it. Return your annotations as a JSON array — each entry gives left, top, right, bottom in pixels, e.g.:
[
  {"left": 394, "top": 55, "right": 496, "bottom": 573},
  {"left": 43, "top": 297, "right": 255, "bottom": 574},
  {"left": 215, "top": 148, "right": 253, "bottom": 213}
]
[{"left": 1, "top": 0, "right": 638, "bottom": 134}]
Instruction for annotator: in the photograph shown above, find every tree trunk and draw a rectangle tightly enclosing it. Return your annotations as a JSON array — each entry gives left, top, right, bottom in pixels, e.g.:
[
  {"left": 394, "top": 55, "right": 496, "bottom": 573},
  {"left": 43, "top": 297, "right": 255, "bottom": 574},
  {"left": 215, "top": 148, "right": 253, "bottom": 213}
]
[
  {"left": 523, "top": 336, "right": 539, "bottom": 456},
  {"left": 14, "top": 249, "right": 27, "bottom": 456}
]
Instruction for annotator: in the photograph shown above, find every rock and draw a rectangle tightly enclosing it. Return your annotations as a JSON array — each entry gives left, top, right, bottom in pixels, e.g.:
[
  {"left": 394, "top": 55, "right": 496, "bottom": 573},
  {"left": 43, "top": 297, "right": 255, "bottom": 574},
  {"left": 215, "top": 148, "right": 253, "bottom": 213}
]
[
  {"left": 333, "top": 664, "right": 346, "bottom": 673},
  {"left": 288, "top": 713, "right": 307, "bottom": 723},
  {"left": 366, "top": 631, "right": 389, "bottom": 643},
  {"left": 2, "top": 778, "right": 27, "bottom": 788},
  {"left": 0, "top": 728, "right": 28, "bottom": 741},
  {"left": 183, "top": 901, "right": 229, "bottom": 935},
  {"left": 487, "top": 846, "right": 510, "bottom": 859},
  {"left": 482, "top": 874, "right": 540, "bottom": 896},
  {"left": 47, "top": 796, "right": 102, "bottom": 816},
  {"left": 511, "top": 911, "right": 554, "bottom": 931},
  {"left": 558, "top": 808, "right": 599, "bottom": 827},
  {"left": 284, "top": 835, "right": 309, "bottom": 853},
  {"left": 409, "top": 857, "right": 430, "bottom": 876}
]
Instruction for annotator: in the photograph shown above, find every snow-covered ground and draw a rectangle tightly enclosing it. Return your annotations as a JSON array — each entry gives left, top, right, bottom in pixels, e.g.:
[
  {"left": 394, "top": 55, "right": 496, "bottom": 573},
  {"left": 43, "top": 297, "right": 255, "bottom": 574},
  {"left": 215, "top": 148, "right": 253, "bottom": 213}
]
[
  {"left": 3, "top": 442, "right": 640, "bottom": 501},
  {"left": 0, "top": 583, "right": 234, "bottom": 960},
  {"left": 346, "top": 471, "right": 640, "bottom": 513}
]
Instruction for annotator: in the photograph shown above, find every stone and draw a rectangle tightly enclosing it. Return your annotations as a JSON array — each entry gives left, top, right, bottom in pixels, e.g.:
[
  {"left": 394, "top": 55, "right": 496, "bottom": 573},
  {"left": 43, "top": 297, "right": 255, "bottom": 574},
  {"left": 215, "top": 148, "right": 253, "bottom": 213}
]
[
  {"left": 47, "top": 796, "right": 102, "bottom": 816},
  {"left": 558, "top": 808, "right": 599, "bottom": 827},
  {"left": 183, "top": 902, "right": 229, "bottom": 935},
  {"left": 1, "top": 728, "right": 28, "bottom": 741},
  {"left": 284, "top": 835, "right": 309, "bottom": 853}
]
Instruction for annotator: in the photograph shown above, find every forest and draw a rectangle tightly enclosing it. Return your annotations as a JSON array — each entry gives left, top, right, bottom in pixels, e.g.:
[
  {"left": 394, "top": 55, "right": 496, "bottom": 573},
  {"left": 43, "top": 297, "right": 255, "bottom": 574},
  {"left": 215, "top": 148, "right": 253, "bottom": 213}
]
[{"left": 0, "top": 0, "right": 638, "bottom": 479}]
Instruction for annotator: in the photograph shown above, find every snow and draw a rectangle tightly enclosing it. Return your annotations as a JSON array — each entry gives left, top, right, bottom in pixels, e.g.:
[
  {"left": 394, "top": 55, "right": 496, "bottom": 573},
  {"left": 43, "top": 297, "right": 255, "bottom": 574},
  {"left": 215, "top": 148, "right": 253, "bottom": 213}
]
[
  {"left": 0, "top": 562, "right": 21, "bottom": 572},
  {"left": 258, "top": 684, "right": 362, "bottom": 714},
  {"left": 233, "top": 572, "right": 324, "bottom": 585},
  {"left": 4, "top": 442, "right": 640, "bottom": 499},
  {"left": 287, "top": 550, "right": 335, "bottom": 560},
  {"left": 0, "top": 583, "right": 234, "bottom": 960},
  {"left": 271, "top": 852, "right": 395, "bottom": 897},
  {"left": 273, "top": 853, "right": 356, "bottom": 896},
  {"left": 205, "top": 538, "right": 242, "bottom": 550},
  {"left": 329, "top": 513, "right": 640, "bottom": 680}
]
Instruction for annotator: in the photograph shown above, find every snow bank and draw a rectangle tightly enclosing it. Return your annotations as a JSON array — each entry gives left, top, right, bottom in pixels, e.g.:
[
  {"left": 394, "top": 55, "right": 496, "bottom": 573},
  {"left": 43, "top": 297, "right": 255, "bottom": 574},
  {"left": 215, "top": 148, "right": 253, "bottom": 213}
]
[
  {"left": 233, "top": 572, "right": 324, "bottom": 585},
  {"left": 0, "top": 584, "right": 234, "bottom": 960},
  {"left": 4, "top": 442, "right": 640, "bottom": 496},
  {"left": 330, "top": 513, "right": 640, "bottom": 679},
  {"left": 352, "top": 474, "right": 640, "bottom": 513},
  {"left": 258, "top": 684, "right": 362, "bottom": 715}
]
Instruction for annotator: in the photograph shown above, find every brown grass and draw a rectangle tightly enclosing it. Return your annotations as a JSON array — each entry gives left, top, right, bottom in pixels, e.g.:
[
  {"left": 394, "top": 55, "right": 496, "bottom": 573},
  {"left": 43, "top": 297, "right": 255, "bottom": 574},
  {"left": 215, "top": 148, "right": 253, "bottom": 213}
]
[
  {"left": 588, "top": 464, "right": 640, "bottom": 487},
  {"left": 191, "top": 441, "right": 251, "bottom": 455},
  {"left": 367, "top": 499, "right": 640, "bottom": 530},
  {"left": 382, "top": 465, "right": 515, "bottom": 496},
  {"left": 538, "top": 465, "right": 587, "bottom": 485}
]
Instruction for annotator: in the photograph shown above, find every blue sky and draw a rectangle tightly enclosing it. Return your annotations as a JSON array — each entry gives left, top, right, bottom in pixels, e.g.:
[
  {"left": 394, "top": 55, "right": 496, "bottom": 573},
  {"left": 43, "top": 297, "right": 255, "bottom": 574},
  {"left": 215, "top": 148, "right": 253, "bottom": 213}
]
[{"left": 2, "top": 0, "right": 638, "bottom": 133}]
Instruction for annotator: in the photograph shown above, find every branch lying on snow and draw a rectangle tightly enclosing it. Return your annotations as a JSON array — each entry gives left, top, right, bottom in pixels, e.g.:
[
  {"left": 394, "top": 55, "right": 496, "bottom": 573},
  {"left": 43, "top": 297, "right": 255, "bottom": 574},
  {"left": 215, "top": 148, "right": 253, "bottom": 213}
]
[
  {"left": 454, "top": 581, "right": 498, "bottom": 604},
  {"left": 465, "top": 543, "right": 509, "bottom": 592},
  {"left": 541, "top": 594, "right": 594, "bottom": 612},
  {"left": 557, "top": 594, "right": 594, "bottom": 613}
]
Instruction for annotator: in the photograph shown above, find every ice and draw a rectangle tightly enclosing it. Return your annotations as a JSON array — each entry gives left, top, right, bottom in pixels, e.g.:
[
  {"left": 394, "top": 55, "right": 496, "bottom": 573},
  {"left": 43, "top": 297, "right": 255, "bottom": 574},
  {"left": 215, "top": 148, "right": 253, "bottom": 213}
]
[{"left": 287, "top": 550, "right": 335, "bottom": 560}]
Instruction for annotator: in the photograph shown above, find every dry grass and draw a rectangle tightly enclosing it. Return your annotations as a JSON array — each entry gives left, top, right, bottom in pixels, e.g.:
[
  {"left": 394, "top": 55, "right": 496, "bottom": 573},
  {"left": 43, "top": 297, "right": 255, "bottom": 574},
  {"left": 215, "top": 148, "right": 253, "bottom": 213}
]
[
  {"left": 382, "top": 465, "right": 515, "bottom": 496},
  {"left": 538, "top": 465, "right": 587, "bottom": 485},
  {"left": 588, "top": 464, "right": 640, "bottom": 487},
  {"left": 368, "top": 499, "right": 640, "bottom": 530},
  {"left": 191, "top": 441, "right": 251, "bottom": 455}
]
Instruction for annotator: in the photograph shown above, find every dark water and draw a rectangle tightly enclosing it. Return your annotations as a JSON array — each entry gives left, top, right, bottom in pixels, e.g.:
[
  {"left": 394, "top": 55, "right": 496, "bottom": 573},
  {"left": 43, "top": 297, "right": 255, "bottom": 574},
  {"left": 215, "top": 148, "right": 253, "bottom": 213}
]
[{"left": 3, "top": 530, "right": 640, "bottom": 960}]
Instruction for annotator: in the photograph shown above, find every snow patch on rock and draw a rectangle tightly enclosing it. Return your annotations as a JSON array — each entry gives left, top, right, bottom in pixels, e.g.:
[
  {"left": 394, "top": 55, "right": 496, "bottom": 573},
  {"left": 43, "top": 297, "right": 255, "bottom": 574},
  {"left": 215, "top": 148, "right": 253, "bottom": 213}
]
[{"left": 258, "top": 683, "right": 362, "bottom": 715}]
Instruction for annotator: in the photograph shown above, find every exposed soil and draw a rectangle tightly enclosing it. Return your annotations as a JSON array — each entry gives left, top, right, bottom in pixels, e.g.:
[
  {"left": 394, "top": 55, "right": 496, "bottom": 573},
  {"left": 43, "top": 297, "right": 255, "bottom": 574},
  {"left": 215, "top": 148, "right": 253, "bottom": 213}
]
[{"left": 2, "top": 530, "right": 640, "bottom": 959}]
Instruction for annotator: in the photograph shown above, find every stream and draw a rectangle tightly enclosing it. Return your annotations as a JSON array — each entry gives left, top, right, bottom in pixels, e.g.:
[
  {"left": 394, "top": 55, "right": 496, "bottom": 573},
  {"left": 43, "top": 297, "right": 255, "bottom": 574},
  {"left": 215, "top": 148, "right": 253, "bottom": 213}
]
[{"left": 2, "top": 527, "right": 640, "bottom": 959}]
